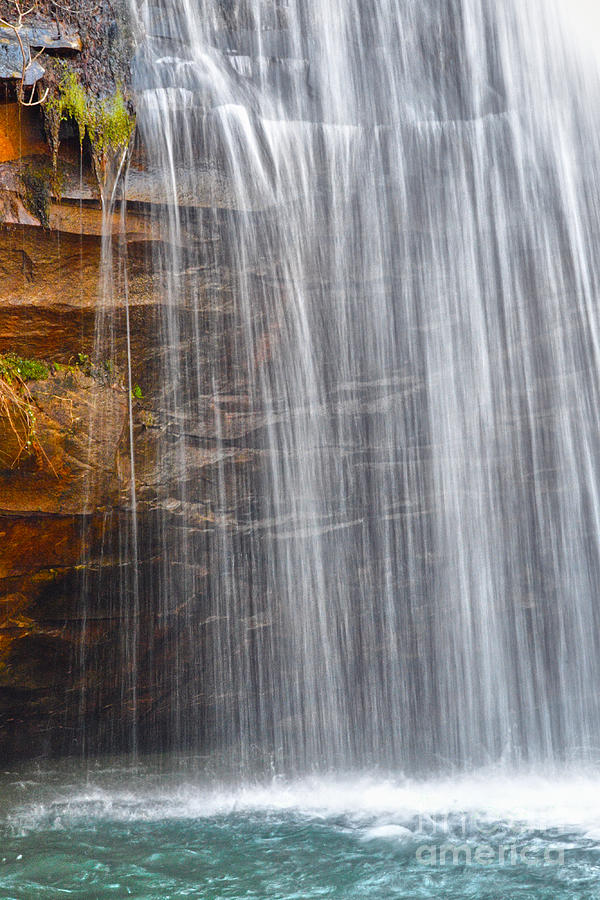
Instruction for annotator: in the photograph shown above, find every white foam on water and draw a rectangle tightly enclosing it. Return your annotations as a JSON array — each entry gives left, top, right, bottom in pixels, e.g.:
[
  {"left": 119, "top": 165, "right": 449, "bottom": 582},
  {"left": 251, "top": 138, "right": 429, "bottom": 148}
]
[
  {"left": 8, "top": 769, "right": 600, "bottom": 839},
  {"left": 362, "top": 824, "right": 414, "bottom": 841}
]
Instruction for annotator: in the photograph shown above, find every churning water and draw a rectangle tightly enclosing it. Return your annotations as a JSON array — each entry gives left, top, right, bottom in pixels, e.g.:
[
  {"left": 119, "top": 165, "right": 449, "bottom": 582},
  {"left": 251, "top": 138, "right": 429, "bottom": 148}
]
[
  {"left": 2, "top": 761, "right": 600, "bottom": 897},
  {"left": 0, "top": 760, "right": 600, "bottom": 900}
]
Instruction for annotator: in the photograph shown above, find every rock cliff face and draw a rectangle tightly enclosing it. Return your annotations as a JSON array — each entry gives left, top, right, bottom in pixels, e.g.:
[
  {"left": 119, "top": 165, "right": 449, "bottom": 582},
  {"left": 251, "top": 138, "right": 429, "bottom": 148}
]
[
  {"left": 0, "top": 0, "right": 149, "bottom": 758},
  {"left": 0, "top": 0, "right": 280, "bottom": 759}
]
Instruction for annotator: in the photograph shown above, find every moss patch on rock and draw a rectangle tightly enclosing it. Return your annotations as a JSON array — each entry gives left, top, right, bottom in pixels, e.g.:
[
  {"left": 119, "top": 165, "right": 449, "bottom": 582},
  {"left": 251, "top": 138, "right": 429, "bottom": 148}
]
[
  {"left": 0, "top": 353, "right": 50, "bottom": 384},
  {"left": 45, "top": 61, "right": 135, "bottom": 186}
]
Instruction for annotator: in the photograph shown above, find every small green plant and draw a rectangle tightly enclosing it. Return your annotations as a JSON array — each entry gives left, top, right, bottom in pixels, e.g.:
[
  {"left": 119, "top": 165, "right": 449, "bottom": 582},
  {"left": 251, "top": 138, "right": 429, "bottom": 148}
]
[
  {"left": 53, "top": 352, "right": 110, "bottom": 380},
  {"left": 76, "top": 352, "right": 92, "bottom": 375},
  {"left": 52, "top": 362, "right": 73, "bottom": 375},
  {"left": 131, "top": 383, "right": 143, "bottom": 400},
  {"left": 140, "top": 410, "right": 156, "bottom": 429}
]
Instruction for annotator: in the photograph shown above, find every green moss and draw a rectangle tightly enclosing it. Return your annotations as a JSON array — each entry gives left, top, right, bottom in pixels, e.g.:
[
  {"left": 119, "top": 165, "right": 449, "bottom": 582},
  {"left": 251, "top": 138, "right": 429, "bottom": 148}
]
[
  {"left": 52, "top": 362, "right": 78, "bottom": 377},
  {"left": 89, "top": 88, "right": 135, "bottom": 158},
  {"left": 53, "top": 354, "right": 122, "bottom": 385},
  {"left": 0, "top": 354, "right": 49, "bottom": 384},
  {"left": 45, "top": 63, "right": 135, "bottom": 182},
  {"left": 76, "top": 352, "right": 92, "bottom": 376},
  {"left": 48, "top": 65, "right": 88, "bottom": 146}
]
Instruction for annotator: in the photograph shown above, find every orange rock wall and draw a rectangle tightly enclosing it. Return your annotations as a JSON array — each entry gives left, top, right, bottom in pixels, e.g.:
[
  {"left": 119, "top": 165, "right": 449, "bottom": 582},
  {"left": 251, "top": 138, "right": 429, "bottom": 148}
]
[{"left": 0, "top": 103, "right": 47, "bottom": 163}]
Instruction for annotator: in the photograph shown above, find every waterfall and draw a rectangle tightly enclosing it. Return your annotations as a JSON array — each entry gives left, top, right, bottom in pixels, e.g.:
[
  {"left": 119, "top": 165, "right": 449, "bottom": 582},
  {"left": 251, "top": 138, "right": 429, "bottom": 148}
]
[{"left": 107, "top": 0, "right": 600, "bottom": 773}]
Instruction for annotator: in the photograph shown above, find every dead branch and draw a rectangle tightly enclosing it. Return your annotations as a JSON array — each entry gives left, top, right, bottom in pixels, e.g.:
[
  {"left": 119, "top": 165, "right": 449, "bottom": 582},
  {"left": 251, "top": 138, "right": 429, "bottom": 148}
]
[
  {"left": 0, "top": 374, "right": 56, "bottom": 474},
  {"left": 0, "top": 1, "right": 51, "bottom": 106}
]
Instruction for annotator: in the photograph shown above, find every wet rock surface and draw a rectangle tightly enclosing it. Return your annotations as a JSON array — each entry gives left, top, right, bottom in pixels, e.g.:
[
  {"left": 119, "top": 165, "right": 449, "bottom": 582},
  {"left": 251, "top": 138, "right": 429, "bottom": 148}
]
[
  {"left": 0, "top": 0, "right": 141, "bottom": 759},
  {"left": 0, "top": 0, "right": 130, "bottom": 97},
  {"left": 0, "top": 207, "right": 261, "bottom": 759},
  {"left": 0, "top": 0, "right": 280, "bottom": 760}
]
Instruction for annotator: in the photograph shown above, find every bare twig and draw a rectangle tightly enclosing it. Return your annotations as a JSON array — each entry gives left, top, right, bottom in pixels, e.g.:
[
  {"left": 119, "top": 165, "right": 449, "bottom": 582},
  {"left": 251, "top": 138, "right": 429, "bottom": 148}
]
[
  {"left": 0, "top": 0, "right": 59, "bottom": 106},
  {"left": 0, "top": 374, "right": 57, "bottom": 475},
  {"left": 49, "top": 0, "right": 72, "bottom": 12}
]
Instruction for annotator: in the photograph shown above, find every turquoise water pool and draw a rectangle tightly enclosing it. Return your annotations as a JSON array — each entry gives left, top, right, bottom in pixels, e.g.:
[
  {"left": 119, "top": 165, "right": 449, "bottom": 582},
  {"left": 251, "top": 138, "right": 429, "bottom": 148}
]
[{"left": 2, "top": 763, "right": 600, "bottom": 898}]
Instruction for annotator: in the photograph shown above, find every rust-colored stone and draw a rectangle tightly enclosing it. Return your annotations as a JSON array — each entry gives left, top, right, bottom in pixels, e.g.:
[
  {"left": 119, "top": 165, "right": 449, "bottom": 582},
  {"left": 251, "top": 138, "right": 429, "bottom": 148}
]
[{"left": 0, "top": 103, "right": 47, "bottom": 163}]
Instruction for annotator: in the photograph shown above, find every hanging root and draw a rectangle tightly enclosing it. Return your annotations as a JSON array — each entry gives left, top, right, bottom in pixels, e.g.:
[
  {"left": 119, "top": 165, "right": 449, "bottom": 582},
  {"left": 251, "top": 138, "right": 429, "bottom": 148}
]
[{"left": 0, "top": 374, "right": 55, "bottom": 473}]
